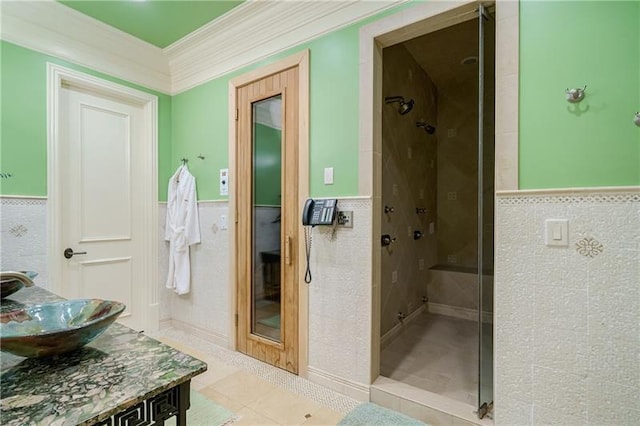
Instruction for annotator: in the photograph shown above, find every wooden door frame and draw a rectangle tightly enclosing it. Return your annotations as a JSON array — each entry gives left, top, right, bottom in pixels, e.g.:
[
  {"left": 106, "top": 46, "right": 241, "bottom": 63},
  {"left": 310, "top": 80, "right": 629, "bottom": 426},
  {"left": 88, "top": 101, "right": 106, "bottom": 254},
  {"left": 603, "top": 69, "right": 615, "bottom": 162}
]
[
  {"left": 228, "top": 50, "right": 309, "bottom": 377},
  {"left": 46, "top": 63, "right": 159, "bottom": 333}
]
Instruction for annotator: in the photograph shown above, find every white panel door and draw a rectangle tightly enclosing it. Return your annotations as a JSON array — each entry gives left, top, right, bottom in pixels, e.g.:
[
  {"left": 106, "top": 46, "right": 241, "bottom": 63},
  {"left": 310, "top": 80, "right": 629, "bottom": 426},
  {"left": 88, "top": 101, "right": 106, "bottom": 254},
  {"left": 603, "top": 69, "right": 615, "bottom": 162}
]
[{"left": 58, "top": 84, "right": 146, "bottom": 330}]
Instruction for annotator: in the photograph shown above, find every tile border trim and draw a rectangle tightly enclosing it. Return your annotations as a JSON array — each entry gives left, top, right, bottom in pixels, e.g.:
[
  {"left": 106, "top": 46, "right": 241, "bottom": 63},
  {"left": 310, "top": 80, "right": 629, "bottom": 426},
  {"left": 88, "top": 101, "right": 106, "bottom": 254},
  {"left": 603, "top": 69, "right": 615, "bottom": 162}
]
[
  {"left": 0, "top": 196, "right": 47, "bottom": 206},
  {"left": 497, "top": 186, "right": 640, "bottom": 204}
]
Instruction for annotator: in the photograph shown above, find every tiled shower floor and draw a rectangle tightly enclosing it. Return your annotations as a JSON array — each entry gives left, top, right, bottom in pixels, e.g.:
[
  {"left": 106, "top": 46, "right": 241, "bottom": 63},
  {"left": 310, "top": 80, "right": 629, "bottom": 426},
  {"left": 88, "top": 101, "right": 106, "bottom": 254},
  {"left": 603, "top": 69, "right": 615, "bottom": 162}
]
[{"left": 380, "top": 312, "right": 479, "bottom": 406}]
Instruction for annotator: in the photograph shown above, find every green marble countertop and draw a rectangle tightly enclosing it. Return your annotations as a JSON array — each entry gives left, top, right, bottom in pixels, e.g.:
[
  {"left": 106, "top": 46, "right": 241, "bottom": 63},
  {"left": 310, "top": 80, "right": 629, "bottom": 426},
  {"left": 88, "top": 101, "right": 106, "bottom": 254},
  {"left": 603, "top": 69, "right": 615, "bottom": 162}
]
[{"left": 0, "top": 286, "right": 207, "bottom": 426}]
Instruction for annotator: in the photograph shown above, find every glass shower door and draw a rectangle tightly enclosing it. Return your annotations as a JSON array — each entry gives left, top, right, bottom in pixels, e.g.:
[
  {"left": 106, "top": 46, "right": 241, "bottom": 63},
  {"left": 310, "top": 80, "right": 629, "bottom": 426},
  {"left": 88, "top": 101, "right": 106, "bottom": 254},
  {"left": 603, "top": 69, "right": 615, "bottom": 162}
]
[{"left": 477, "top": 3, "right": 495, "bottom": 418}]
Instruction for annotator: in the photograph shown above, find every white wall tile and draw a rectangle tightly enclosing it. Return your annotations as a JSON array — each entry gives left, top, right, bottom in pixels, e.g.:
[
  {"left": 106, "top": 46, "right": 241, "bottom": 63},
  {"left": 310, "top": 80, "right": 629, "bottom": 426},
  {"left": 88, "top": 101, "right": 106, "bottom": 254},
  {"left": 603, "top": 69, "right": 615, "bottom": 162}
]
[
  {"left": 0, "top": 198, "right": 49, "bottom": 289},
  {"left": 532, "top": 405, "right": 587, "bottom": 426},
  {"left": 162, "top": 202, "right": 231, "bottom": 341},
  {"left": 533, "top": 326, "right": 588, "bottom": 375},
  {"left": 496, "top": 191, "right": 640, "bottom": 426},
  {"left": 307, "top": 199, "right": 372, "bottom": 386},
  {"left": 533, "top": 365, "right": 587, "bottom": 419},
  {"left": 587, "top": 378, "right": 640, "bottom": 426},
  {"left": 495, "top": 395, "right": 532, "bottom": 426},
  {"left": 533, "top": 286, "right": 588, "bottom": 333}
]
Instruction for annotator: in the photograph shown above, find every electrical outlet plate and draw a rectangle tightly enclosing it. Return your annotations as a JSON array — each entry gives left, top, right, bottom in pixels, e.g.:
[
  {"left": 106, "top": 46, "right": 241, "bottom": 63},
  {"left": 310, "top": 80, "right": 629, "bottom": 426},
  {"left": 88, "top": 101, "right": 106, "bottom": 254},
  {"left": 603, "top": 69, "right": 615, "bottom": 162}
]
[{"left": 337, "top": 211, "right": 353, "bottom": 227}]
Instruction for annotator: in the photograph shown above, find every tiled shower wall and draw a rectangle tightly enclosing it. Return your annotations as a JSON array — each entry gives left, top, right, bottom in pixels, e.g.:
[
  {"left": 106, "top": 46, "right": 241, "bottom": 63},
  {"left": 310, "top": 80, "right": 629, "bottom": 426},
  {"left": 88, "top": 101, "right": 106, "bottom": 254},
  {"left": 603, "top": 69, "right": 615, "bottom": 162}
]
[
  {"left": 495, "top": 189, "right": 640, "bottom": 425},
  {"left": 434, "top": 20, "right": 495, "bottom": 271},
  {"left": 381, "top": 43, "right": 437, "bottom": 337}
]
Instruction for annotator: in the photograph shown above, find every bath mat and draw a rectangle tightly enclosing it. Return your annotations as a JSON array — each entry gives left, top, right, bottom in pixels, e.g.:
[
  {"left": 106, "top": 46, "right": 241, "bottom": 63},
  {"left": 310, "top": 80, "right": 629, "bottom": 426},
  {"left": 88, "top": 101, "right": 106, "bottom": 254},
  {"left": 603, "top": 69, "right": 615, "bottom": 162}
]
[
  {"left": 338, "top": 403, "right": 426, "bottom": 426},
  {"left": 166, "top": 388, "right": 236, "bottom": 426},
  {"left": 257, "top": 313, "right": 280, "bottom": 329}
]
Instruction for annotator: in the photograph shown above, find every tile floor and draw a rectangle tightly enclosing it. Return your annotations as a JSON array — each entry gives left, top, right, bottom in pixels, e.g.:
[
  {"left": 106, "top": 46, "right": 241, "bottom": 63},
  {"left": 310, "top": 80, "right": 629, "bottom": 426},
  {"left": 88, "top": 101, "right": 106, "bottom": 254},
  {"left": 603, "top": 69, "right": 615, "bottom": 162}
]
[
  {"left": 153, "top": 328, "right": 356, "bottom": 425},
  {"left": 380, "top": 312, "right": 479, "bottom": 406}
]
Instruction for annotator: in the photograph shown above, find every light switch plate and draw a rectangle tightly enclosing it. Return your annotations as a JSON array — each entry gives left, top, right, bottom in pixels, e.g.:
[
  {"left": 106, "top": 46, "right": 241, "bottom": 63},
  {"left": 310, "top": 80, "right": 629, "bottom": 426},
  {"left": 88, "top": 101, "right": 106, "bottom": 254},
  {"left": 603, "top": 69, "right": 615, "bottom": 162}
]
[
  {"left": 545, "top": 219, "right": 569, "bottom": 246},
  {"left": 324, "top": 167, "right": 334, "bottom": 185}
]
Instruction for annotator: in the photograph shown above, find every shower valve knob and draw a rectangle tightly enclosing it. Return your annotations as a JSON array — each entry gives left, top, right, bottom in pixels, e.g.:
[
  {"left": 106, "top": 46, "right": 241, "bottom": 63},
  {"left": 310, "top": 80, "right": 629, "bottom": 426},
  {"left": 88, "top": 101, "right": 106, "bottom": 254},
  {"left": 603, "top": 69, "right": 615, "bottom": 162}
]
[
  {"left": 381, "top": 234, "right": 396, "bottom": 247},
  {"left": 384, "top": 205, "right": 395, "bottom": 214}
]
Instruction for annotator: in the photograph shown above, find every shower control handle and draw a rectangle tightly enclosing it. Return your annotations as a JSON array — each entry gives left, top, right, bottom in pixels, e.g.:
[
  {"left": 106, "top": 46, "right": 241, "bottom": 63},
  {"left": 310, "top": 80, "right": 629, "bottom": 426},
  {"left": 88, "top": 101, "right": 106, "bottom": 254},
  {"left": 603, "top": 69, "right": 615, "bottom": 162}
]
[{"left": 381, "top": 234, "right": 396, "bottom": 247}]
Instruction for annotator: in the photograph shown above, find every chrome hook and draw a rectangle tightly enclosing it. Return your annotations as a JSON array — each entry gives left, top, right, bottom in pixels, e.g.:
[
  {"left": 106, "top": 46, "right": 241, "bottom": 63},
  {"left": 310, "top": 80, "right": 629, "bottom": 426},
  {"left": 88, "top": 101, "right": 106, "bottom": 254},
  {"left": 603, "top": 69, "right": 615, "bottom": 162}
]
[{"left": 565, "top": 85, "right": 586, "bottom": 103}]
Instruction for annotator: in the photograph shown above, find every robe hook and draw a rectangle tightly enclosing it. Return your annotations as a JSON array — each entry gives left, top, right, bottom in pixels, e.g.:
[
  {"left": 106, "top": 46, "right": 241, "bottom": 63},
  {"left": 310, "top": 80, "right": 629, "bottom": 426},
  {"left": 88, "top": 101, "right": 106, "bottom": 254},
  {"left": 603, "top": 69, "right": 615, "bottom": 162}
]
[{"left": 565, "top": 85, "right": 586, "bottom": 103}]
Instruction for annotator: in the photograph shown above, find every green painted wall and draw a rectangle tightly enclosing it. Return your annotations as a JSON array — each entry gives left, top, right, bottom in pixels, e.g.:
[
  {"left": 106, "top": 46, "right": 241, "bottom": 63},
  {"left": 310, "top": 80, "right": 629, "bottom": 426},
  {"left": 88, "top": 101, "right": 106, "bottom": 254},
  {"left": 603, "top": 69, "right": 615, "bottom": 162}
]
[
  {"left": 175, "top": 0, "right": 639, "bottom": 197},
  {"left": 519, "top": 1, "right": 640, "bottom": 188},
  {"left": 171, "top": 24, "right": 362, "bottom": 199},
  {"left": 254, "top": 124, "right": 282, "bottom": 206},
  {"left": 4, "top": 1, "right": 637, "bottom": 200},
  {"left": 0, "top": 41, "right": 173, "bottom": 200},
  {"left": 170, "top": 4, "right": 414, "bottom": 200}
]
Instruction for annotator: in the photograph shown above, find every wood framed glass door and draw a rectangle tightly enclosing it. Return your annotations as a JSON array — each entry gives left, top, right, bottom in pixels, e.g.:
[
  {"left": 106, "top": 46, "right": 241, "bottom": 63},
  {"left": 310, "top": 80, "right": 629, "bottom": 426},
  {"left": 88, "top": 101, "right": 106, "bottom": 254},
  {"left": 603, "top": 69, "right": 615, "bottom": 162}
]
[{"left": 235, "top": 67, "right": 300, "bottom": 374}]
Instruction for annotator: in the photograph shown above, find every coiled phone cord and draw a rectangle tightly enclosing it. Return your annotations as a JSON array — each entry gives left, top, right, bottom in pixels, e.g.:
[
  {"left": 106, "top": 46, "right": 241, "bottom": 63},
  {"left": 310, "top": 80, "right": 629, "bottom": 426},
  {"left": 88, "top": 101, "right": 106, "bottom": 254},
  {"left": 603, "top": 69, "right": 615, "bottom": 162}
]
[{"left": 304, "top": 226, "right": 313, "bottom": 283}]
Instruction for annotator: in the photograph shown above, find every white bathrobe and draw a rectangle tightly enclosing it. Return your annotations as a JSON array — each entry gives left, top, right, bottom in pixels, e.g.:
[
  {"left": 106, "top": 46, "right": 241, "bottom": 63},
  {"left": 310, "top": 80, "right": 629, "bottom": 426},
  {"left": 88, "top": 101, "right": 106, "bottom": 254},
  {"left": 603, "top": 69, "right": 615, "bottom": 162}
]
[{"left": 165, "top": 165, "right": 201, "bottom": 295}]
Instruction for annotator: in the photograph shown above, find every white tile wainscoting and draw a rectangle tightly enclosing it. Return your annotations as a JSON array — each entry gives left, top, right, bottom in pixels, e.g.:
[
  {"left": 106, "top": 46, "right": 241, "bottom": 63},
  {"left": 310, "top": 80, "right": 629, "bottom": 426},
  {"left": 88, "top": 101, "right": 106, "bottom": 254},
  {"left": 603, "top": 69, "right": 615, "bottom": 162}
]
[
  {"left": 2, "top": 196, "right": 373, "bottom": 400},
  {"left": 7, "top": 189, "right": 638, "bottom": 425},
  {"left": 0, "top": 197, "right": 49, "bottom": 288},
  {"left": 494, "top": 188, "right": 640, "bottom": 425},
  {"left": 159, "top": 201, "right": 231, "bottom": 346},
  {"left": 305, "top": 197, "right": 373, "bottom": 400},
  {"left": 161, "top": 197, "right": 375, "bottom": 400}
]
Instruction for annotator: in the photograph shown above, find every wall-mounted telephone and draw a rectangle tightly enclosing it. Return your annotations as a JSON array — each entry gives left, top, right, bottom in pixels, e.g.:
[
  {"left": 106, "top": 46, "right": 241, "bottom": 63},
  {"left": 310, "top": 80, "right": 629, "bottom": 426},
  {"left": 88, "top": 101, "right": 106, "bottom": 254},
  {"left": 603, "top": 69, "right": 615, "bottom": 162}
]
[
  {"left": 302, "top": 198, "right": 337, "bottom": 227},
  {"left": 302, "top": 198, "right": 338, "bottom": 284}
]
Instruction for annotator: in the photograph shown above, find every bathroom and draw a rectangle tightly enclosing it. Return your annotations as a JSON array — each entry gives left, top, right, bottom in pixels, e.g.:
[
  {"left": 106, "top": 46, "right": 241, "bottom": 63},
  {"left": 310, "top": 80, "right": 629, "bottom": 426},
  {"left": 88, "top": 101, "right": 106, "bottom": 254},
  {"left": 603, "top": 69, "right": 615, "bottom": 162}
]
[
  {"left": 1, "top": 1, "right": 639, "bottom": 424},
  {"left": 378, "top": 13, "right": 495, "bottom": 413}
]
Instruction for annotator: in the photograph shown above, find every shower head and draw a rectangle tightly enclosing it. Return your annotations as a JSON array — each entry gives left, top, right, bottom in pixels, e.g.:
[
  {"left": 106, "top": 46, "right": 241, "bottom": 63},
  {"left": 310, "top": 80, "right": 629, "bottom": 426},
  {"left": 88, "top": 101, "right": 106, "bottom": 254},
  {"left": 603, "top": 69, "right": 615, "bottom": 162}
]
[
  {"left": 385, "top": 96, "right": 415, "bottom": 115},
  {"left": 416, "top": 120, "right": 436, "bottom": 135}
]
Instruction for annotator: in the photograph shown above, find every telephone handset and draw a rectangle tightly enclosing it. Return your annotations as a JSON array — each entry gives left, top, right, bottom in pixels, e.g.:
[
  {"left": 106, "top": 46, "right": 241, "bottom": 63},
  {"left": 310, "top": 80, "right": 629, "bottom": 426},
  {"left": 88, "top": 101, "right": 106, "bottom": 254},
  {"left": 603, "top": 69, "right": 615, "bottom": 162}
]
[
  {"left": 302, "top": 198, "right": 338, "bottom": 284},
  {"left": 302, "top": 198, "right": 337, "bottom": 226}
]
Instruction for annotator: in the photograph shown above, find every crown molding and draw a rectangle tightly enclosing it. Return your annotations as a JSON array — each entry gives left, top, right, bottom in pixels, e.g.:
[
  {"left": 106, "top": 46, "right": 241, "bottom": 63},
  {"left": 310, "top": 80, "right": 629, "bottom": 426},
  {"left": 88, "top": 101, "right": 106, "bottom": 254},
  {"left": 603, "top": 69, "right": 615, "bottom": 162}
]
[
  {"left": 0, "top": 0, "right": 171, "bottom": 94},
  {"left": 165, "top": 0, "right": 406, "bottom": 95},
  {"left": 1, "top": 0, "right": 405, "bottom": 96}
]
